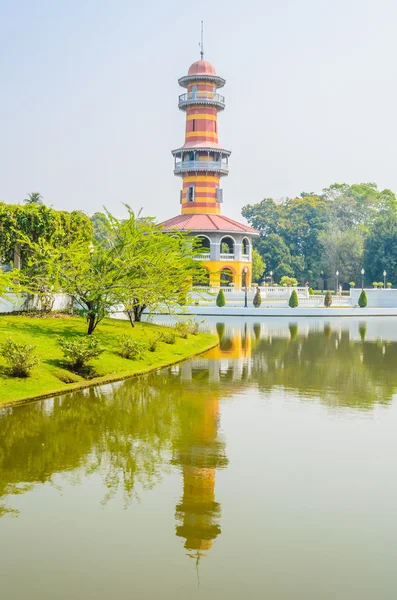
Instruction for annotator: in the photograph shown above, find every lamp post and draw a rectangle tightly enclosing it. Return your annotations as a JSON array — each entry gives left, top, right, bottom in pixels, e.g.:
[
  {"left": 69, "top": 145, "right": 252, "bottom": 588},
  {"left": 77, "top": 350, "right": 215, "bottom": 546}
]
[
  {"left": 361, "top": 268, "right": 365, "bottom": 290},
  {"left": 336, "top": 270, "right": 339, "bottom": 295},
  {"left": 243, "top": 267, "right": 248, "bottom": 308},
  {"left": 383, "top": 270, "right": 387, "bottom": 289},
  {"left": 270, "top": 270, "right": 273, "bottom": 287}
]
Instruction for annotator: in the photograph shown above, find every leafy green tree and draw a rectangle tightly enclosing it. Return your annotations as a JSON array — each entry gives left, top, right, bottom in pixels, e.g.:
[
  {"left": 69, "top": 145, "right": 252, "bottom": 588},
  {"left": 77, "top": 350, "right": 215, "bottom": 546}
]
[
  {"left": 251, "top": 248, "right": 265, "bottom": 282},
  {"left": 91, "top": 212, "right": 112, "bottom": 245},
  {"left": 363, "top": 212, "right": 397, "bottom": 285},
  {"left": 319, "top": 226, "right": 363, "bottom": 287},
  {"left": 280, "top": 275, "right": 298, "bottom": 287},
  {"left": 289, "top": 290, "right": 298, "bottom": 308},
  {"left": 24, "top": 192, "right": 43, "bottom": 205}
]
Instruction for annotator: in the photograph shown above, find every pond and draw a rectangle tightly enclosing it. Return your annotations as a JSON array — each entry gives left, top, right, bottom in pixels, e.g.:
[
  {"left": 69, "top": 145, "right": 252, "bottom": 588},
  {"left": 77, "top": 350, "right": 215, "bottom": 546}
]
[{"left": 1, "top": 317, "right": 397, "bottom": 599}]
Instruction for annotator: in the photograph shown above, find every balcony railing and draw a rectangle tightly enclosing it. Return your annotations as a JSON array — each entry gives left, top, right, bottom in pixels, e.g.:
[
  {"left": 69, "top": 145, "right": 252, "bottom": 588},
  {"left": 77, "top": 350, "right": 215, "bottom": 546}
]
[
  {"left": 174, "top": 160, "right": 228, "bottom": 175},
  {"left": 193, "top": 253, "right": 211, "bottom": 260},
  {"left": 241, "top": 254, "right": 250, "bottom": 261},
  {"left": 179, "top": 92, "right": 225, "bottom": 109},
  {"left": 220, "top": 253, "right": 235, "bottom": 260}
]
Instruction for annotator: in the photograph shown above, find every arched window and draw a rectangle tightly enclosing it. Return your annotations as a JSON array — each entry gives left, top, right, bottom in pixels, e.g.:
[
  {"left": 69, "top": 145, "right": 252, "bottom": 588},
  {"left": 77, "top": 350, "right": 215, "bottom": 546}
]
[
  {"left": 220, "top": 236, "right": 235, "bottom": 255},
  {"left": 196, "top": 235, "right": 211, "bottom": 251},
  {"left": 242, "top": 238, "right": 250, "bottom": 255},
  {"left": 192, "top": 85, "right": 197, "bottom": 98},
  {"left": 220, "top": 268, "right": 234, "bottom": 287}
]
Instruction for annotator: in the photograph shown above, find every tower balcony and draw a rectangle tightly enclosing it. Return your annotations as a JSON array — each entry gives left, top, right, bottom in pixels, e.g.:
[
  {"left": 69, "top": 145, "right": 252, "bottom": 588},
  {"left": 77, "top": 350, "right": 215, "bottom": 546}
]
[
  {"left": 174, "top": 160, "right": 229, "bottom": 176},
  {"left": 178, "top": 92, "right": 225, "bottom": 111}
]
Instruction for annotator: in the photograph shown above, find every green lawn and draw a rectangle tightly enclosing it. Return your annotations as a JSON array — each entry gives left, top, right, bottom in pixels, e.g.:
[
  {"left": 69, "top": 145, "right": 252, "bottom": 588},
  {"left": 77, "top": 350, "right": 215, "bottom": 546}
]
[{"left": 0, "top": 315, "right": 217, "bottom": 406}]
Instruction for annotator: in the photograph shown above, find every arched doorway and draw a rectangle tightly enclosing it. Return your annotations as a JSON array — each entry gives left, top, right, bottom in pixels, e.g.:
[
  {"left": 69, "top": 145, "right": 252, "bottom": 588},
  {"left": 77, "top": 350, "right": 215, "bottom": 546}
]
[{"left": 220, "top": 268, "right": 234, "bottom": 287}]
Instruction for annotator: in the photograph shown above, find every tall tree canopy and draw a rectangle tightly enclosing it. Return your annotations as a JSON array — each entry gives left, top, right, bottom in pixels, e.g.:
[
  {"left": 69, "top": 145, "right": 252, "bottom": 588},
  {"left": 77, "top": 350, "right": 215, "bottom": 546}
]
[
  {"left": 0, "top": 202, "right": 92, "bottom": 268},
  {"left": 242, "top": 183, "right": 397, "bottom": 287}
]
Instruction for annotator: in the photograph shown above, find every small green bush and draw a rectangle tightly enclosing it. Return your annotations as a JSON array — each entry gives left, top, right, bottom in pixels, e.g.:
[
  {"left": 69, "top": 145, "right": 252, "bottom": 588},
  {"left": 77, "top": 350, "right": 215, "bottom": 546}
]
[
  {"left": 324, "top": 290, "right": 332, "bottom": 308},
  {"left": 358, "top": 290, "right": 368, "bottom": 308},
  {"left": 0, "top": 338, "right": 39, "bottom": 377},
  {"left": 174, "top": 321, "right": 190, "bottom": 339},
  {"left": 253, "top": 288, "right": 262, "bottom": 307},
  {"left": 308, "top": 287, "right": 314, "bottom": 296},
  {"left": 289, "top": 290, "right": 298, "bottom": 308},
  {"left": 349, "top": 281, "right": 355, "bottom": 288},
  {"left": 280, "top": 275, "right": 298, "bottom": 287},
  {"left": 216, "top": 289, "right": 226, "bottom": 307},
  {"left": 118, "top": 335, "right": 147, "bottom": 360},
  {"left": 387, "top": 282, "right": 392, "bottom": 288},
  {"left": 59, "top": 336, "right": 104, "bottom": 371},
  {"left": 160, "top": 332, "right": 176, "bottom": 345}
]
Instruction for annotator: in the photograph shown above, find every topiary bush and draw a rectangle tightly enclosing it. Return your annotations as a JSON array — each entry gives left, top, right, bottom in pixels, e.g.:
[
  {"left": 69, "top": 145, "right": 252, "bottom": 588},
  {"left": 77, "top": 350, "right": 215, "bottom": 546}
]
[
  {"left": 216, "top": 289, "right": 226, "bottom": 307},
  {"left": 324, "top": 290, "right": 332, "bottom": 308},
  {"left": 308, "top": 287, "right": 314, "bottom": 296},
  {"left": 118, "top": 335, "right": 147, "bottom": 359},
  {"left": 289, "top": 289, "right": 298, "bottom": 308},
  {"left": 0, "top": 338, "right": 39, "bottom": 377},
  {"left": 59, "top": 336, "right": 104, "bottom": 371},
  {"left": 253, "top": 288, "right": 262, "bottom": 307},
  {"left": 358, "top": 290, "right": 368, "bottom": 308},
  {"left": 349, "top": 282, "right": 355, "bottom": 289},
  {"left": 387, "top": 282, "right": 392, "bottom": 288}
]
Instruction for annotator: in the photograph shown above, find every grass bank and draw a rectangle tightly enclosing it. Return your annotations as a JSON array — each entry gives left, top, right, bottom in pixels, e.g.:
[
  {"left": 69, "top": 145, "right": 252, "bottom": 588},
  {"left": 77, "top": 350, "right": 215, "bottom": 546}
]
[{"left": 0, "top": 315, "right": 218, "bottom": 407}]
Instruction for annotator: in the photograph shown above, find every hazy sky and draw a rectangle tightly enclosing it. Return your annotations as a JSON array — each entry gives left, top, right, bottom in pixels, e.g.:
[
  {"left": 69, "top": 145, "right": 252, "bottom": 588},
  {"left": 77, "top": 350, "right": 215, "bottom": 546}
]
[{"left": 1, "top": 0, "right": 397, "bottom": 223}]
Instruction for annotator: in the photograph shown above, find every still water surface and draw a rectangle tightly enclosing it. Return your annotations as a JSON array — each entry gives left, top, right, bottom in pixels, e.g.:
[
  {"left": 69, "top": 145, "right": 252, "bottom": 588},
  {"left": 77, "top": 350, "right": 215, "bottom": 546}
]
[{"left": 1, "top": 317, "right": 397, "bottom": 599}]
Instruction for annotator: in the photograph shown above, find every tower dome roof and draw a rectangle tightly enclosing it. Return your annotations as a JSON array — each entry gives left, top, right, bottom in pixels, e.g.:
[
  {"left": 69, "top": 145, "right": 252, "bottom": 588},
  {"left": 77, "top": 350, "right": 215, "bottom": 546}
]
[{"left": 188, "top": 60, "right": 216, "bottom": 76}]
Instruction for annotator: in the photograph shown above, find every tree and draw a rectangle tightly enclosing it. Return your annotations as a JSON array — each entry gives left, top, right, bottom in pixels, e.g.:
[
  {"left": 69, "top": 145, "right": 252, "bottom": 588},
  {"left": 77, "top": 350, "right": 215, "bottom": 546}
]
[
  {"left": 216, "top": 289, "right": 226, "bottom": 307},
  {"left": 358, "top": 290, "right": 368, "bottom": 308},
  {"left": 23, "top": 209, "right": 203, "bottom": 333},
  {"left": 363, "top": 212, "right": 397, "bottom": 285},
  {"left": 24, "top": 192, "right": 43, "bottom": 205},
  {"left": 251, "top": 249, "right": 265, "bottom": 283},
  {"left": 279, "top": 275, "right": 298, "bottom": 287},
  {"left": 319, "top": 226, "right": 363, "bottom": 288},
  {"left": 91, "top": 212, "right": 112, "bottom": 245},
  {"left": 289, "top": 290, "right": 298, "bottom": 308}
]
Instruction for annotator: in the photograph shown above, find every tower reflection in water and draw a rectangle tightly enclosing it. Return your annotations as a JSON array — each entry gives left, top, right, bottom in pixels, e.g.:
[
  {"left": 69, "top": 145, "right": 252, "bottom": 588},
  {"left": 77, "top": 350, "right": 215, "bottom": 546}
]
[{"left": 172, "top": 323, "right": 251, "bottom": 560}]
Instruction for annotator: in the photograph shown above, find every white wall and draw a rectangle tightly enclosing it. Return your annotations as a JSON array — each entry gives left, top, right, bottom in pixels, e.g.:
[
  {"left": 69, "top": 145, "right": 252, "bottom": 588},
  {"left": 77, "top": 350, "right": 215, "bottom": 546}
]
[
  {"left": 350, "top": 288, "right": 397, "bottom": 307},
  {"left": 0, "top": 293, "right": 72, "bottom": 313}
]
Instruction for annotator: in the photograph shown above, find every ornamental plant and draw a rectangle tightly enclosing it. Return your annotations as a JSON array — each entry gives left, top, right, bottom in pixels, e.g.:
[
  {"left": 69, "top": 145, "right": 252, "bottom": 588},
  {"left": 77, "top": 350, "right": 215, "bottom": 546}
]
[
  {"left": 0, "top": 338, "right": 39, "bottom": 377},
  {"left": 387, "top": 282, "right": 392, "bottom": 288},
  {"left": 118, "top": 335, "right": 147, "bottom": 360},
  {"left": 308, "top": 287, "right": 314, "bottom": 296},
  {"left": 280, "top": 275, "right": 298, "bottom": 287},
  {"left": 349, "top": 282, "right": 355, "bottom": 289},
  {"left": 216, "top": 289, "right": 226, "bottom": 307},
  {"left": 289, "top": 290, "right": 298, "bottom": 308},
  {"left": 253, "top": 288, "right": 262, "bottom": 307},
  {"left": 59, "top": 336, "right": 104, "bottom": 372},
  {"left": 324, "top": 290, "right": 332, "bottom": 308},
  {"left": 358, "top": 290, "right": 368, "bottom": 308}
]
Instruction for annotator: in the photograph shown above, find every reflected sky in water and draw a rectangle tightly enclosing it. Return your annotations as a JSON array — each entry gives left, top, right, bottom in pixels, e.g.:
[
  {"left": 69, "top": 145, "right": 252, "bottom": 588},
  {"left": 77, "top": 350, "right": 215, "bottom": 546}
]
[{"left": 1, "top": 317, "right": 397, "bottom": 599}]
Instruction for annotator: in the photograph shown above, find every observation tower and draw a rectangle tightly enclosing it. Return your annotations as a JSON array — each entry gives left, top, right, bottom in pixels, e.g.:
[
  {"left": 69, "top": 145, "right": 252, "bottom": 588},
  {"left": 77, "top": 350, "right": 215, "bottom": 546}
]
[{"left": 161, "top": 39, "right": 258, "bottom": 288}]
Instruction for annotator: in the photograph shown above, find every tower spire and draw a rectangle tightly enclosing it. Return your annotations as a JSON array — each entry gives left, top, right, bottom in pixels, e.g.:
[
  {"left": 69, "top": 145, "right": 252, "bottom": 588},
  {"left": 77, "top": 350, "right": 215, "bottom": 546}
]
[{"left": 200, "top": 21, "right": 204, "bottom": 59}]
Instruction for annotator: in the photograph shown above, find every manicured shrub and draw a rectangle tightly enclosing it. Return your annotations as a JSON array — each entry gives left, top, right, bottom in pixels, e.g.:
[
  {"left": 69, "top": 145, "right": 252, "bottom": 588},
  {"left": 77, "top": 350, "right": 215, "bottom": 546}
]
[
  {"left": 118, "top": 335, "right": 147, "bottom": 359},
  {"left": 59, "top": 336, "right": 104, "bottom": 371},
  {"left": 253, "top": 288, "right": 262, "bottom": 307},
  {"left": 289, "top": 290, "right": 298, "bottom": 308},
  {"left": 216, "top": 289, "right": 226, "bottom": 307},
  {"left": 324, "top": 290, "right": 332, "bottom": 307},
  {"left": 387, "top": 282, "right": 392, "bottom": 288},
  {"left": 160, "top": 332, "right": 176, "bottom": 345},
  {"left": 0, "top": 338, "right": 39, "bottom": 377},
  {"left": 349, "top": 281, "right": 355, "bottom": 289},
  {"left": 358, "top": 290, "right": 368, "bottom": 308},
  {"left": 308, "top": 287, "right": 314, "bottom": 296}
]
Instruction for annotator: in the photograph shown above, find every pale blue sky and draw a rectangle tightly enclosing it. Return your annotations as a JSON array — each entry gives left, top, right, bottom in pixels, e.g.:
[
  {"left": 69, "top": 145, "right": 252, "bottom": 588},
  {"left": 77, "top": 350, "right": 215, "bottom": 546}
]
[{"left": 1, "top": 0, "right": 396, "bottom": 222}]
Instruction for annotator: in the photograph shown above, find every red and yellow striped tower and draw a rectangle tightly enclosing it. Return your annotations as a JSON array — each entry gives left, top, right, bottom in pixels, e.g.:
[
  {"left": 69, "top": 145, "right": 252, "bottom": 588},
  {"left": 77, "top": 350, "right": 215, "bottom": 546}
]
[{"left": 161, "top": 51, "right": 258, "bottom": 288}]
